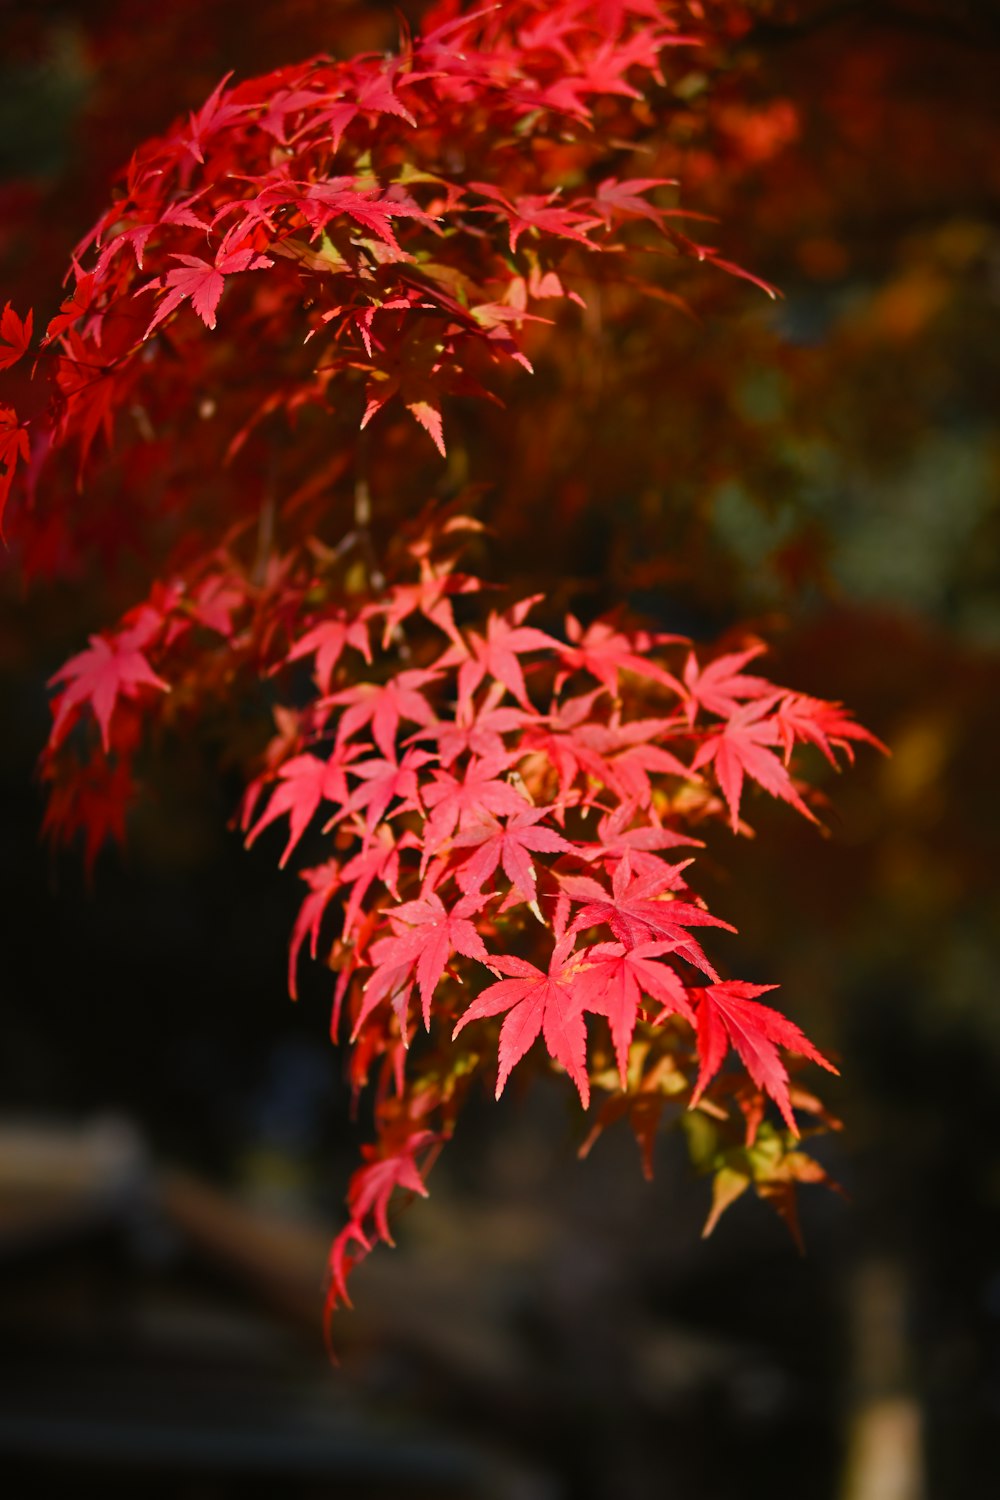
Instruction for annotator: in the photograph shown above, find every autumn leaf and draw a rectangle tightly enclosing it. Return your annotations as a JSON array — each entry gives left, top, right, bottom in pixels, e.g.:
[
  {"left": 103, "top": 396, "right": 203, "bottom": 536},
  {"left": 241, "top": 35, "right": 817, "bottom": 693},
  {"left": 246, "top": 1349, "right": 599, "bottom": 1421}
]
[
  {"left": 286, "top": 612, "right": 372, "bottom": 694},
  {"left": 325, "top": 1126, "right": 436, "bottom": 1317},
  {"left": 579, "top": 802, "right": 702, "bottom": 880},
  {"left": 421, "top": 755, "right": 531, "bottom": 857},
  {"left": 338, "top": 823, "right": 412, "bottom": 943},
  {"left": 288, "top": 860, "right": 342, "bottom": 1000},
  {"left": 0, "top": 302, "right": 33, "bottom": 371},
  {"left": 557, "top": 614, "right": 686, "bottom": 697},
  {"left": 452, "top": 804, "right": 574, "bottom": 905},
  {"left": 144, "top": 241, "right": 274, "bottom": 334},
  {"left": 328, "top": 668, "right": 441, "bottom": 760},
  {"left": 412, "top": 688, "right": 536, "bottom": 768},
  {"left": 562, "top": 852, "right": 732, "bottom": 975},
  {"left": 341, "top": 747, "right": 433, "bottom": 831},
  {"left": 591, "top": 176, "right": 678, "bottom": 228},
  {"left": 378, "top": 568, "right": 481, "bottom": 650},
  {"left": 772, "top": 692, "right": 888, "bottom": 765},
  {"left": 361, "top": 891, "right": 491, "bottom": 1032},
  {"left": 688, "top": 981, "right": 838, "bottom": 1135},
  {"left": 683, "top": 646, "right": 774, "bottom": 722},
  {"left": 436, "top": 598, "right": 562, "bottom": 710},
  {"left": 346, "top": 1136, "right": 434, "bottom": 1245},
  {"left": 467, "top": 183, "right": 603, "bottom": 253},
  {"left": 48, "top": 627, "right": 169, "bottom": 752},
  {"left": 0, "top": 405, "right": 30, "bottom": 537},
  {"left": 245, "top": 747, "right": 363, "bottom": 866},
  {"left": 42, "top": 275, "right": 95, "bottom": 346},
  {"left": 180, "top": 72, "right": 245, "bottom": 162},
  {"left": 40, "top": 755, "right": 136, "bottom": 876},
  {"left": 691, "top": 699, "right": 819, "bottom": 832},
  {"left": 577, "top": 939, "right": 696, "bottom": 1086},
  {"left": 454, "top": 932, "right": 591, "bottom": 1104}
]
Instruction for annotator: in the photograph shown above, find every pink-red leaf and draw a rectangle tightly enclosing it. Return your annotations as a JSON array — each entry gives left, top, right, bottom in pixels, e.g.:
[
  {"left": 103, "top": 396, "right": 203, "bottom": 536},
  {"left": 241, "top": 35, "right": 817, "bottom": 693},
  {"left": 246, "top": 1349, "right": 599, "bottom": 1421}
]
[
  {"left": 577, "top": 940, "right": 695, "bottom": 1086},
  {"left": 363, "top": 892, "right": 490, "bottom": 1032},
  {"left": 689, "top": 981, "right": 838, "bottom": 1135},
  {"left": 144, "top": 243, "right": 273, "bottom": 335},
  {"left": 453, "top": 933, "right": 590, "bottom": 1104},
  {"left": 0, "top": 302, "right": 32, "bottom": 371},
  {"left": 286, "top": 613, "right": 372, "bottom": 694},
  {"left": 328, "top": 668, "right": 440, "bottom": 760},
  {"left": 49, "top": 629, "right": 168, "bottom": 752},
  {"left": 246, "top": 747, "right": 361, "bottom": 867},
  {"left": 692, "top": 699, "right": 818, "bottom": 832},
  {"left": 563, "top": 854, "right": 731, "bottom": 974},
  {"left": 452, "top": 804, "right": 574, "bottom": 904}
]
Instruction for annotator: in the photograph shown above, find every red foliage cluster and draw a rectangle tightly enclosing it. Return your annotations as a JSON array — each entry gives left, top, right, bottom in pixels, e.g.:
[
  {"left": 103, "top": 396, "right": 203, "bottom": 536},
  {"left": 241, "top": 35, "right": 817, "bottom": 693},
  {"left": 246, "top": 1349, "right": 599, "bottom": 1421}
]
[{"left": 1, "top": 0, "right": 880, "bottom": 1332}]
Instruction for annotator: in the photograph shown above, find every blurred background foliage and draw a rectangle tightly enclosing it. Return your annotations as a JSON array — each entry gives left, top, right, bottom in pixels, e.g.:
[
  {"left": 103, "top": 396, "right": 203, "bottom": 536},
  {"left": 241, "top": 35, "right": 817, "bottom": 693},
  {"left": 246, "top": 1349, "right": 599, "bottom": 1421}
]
[{"left": 1, "top": 2, "right": 999, "bottom": 1497}]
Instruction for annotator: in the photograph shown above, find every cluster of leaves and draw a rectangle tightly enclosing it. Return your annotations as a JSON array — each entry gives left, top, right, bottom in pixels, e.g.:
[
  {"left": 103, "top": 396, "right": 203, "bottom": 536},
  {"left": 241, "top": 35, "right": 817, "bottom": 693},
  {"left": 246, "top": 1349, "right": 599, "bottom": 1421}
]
[
  {"left": 39, "top": 501, "right": 877, "bottom": 1327},
  {"left": 1, "top": 0, "right": 881, "bottom": 1333},
  {"left": 1, "top": 0, "right": 771, "bottom": 557}
]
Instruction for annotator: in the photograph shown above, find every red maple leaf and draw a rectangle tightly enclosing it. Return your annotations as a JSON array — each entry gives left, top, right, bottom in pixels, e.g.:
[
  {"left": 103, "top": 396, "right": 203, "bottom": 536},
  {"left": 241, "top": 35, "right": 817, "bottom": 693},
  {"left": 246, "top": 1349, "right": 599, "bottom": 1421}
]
[
  {"left": 42, "top": 274, "right": 96, "bottom": 346},
  {"left": 591, "top": 176, "right": 678, "bottom": 228},
  {"left": 326, "top": 1221, "right": 371, "bottom": 1318},
  {"left": 579, "top": 802, "right": 701, "bottom": 879},
  {"left": 252, "top": 175, "right": 435, "bottom": 255},
  {"left": 691, "top": 699, "right": 818, "bottom": 832},
  {"left": 411, "top": 685, "right": 535, "bottom": 768},
  {"left": 286, "top": 611, "right": 372, "bottom": 694},
  {"left": 562, "top": 854, "right": 732, "bottom": 975},
  {"left": 327, "top": 667, "right": 440, "bottom": 759},
  {"left": 436, "top": 597, "right": 561, "bottom": 710},
  {"left": 325, "top": 1126, "right": 436, "bottom": 1313},
  {"left": 572, "top": 715, "right": 693, "bottom": 807},
  {"left": 683, "top": 646, "right": 775, "bottom": 721},
  {"left": 467, "top": 184, "right": 602, "bottom": 253},
  {"left": 179, "top": 72, "right": 246, "bottom": 163},
  {"left": 0, "top": 302, "right": 33, "bottom": 371},
  {"left": 352, "top": 58, "right": 418, "bottom": 127},
  {"left": 93, "top": 193, "right": 209, "bottom": 277},
  {"left": 245, "top": 745, "right": 362, "bottom": 866},
  {"left": 453, "top": 931, "right": 591, "bottom": 1104},
  {"left": 362, "top": 379, "right": 446, "bottom": 455},
  {"left": 578, "top": 30, "right": 676, "bottom": 97},
  {"left": 291, "top": 95, "right": 359, "bottom": 152},
  {"left": 577, "top": 939, "right": 695, "bottom": 1085},
  {"left": 188, "top": 573, "right": 246, "bottom": 639},
  {"left": 48, "top": 626, "right": 169, "bottom": 752},
  {"left": 288, "top": 859, "right": 342, "bottom": 1000},
  {"left": 452, "top": 804, "right": 574, "bottom": 905},
  {"left": 144, "top": 239, "right": 274, "bottom": 334},
  {"left": 377, "top": 567, "right": 481, "bottom": 650},
  {"left": 258, "top": 84, "right": 330, "bottom": 144},
  {"left": 346, "top": 1134, "right": 435, "bottom": 1244},
  {"left": 517, "top": 688, "right": 610, "bottom": 807},
  {"left": 0, "top": 405, "right": 30, "bottom": 537},
  {"left": 514, "top": 6, "right": 579, "bottom": 61},
  {"left": 341, "top": 747, "right": 433, "bottom": 831},
  {"left": 52, "top": 331, "right": 126, "bottom": 471},
  {"left": 772, "top": 693, "right": 888, "bottom": 766},
  {"left": 421, "top": 755, "right": 531, "bottom": 857},
  {"left": 688, "top": 981, "right": 838, "bottom": 1135},
  {"left": 361, "top": 891, "right": 491, "bottom": 1032},
  {"left": 338, "top": 822, "right": 413, "bottom": 942},
  {"left": 41, "top": 755, "right": 136, "bottom": 875},
  {"left": 557, "top": 613, "right": 685, "bottom": 696}
]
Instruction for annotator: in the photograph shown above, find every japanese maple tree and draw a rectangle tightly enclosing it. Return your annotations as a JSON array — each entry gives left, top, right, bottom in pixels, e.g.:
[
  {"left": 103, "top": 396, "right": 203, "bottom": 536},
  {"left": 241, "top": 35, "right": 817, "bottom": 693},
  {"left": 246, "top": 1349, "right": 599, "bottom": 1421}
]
[{"left": 0, "top": 0, "right": 882, "bottom": 1338}]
